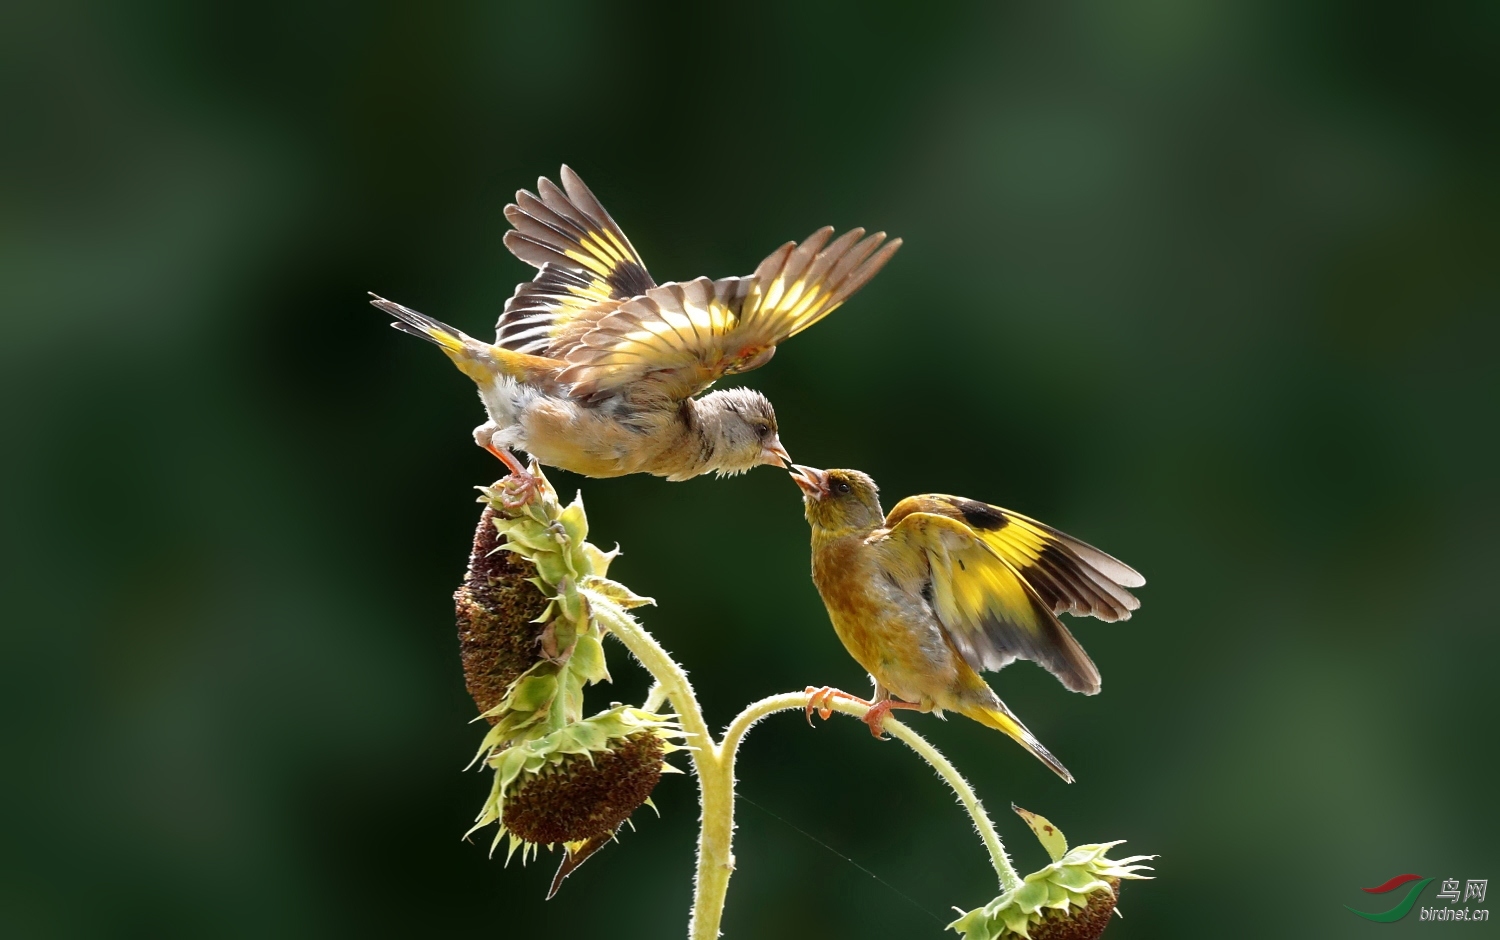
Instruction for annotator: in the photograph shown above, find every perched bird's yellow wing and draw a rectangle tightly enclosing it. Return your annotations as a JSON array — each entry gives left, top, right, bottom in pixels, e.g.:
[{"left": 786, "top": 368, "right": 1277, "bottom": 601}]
[
  {"left": 553, "top": 226, "right": 901, "bottom": 401},
  {"left": 884, "top": 496, "right": 1145, "bottom": 695},
  {"left": 495, "top": 166, "right": 656, "bottom": 356}
]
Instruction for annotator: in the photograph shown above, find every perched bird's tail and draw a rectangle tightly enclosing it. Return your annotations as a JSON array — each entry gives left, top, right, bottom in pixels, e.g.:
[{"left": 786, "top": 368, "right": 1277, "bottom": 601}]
[{"left": 959, "top": 701, "right": 1074, "bottom": 783}]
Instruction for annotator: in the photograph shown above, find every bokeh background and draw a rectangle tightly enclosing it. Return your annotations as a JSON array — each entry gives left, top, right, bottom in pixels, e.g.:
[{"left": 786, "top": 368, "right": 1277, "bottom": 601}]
[{"left": 3, "top": 1, "right": 1496, "bottom": 937}]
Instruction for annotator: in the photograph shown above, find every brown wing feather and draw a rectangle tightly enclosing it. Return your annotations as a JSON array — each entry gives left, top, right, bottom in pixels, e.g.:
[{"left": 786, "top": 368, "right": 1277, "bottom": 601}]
[
  {"left": 884, "top": 509, "right": 1101, "bottom": 694},
  {"left": 496, "top": 166, "right": 655, "bottom": 355},
  {"left": 887, "top": 496, "right": 1144, "bottom": 620},
  {"left": 555, "top": 227, "right": 901, "bottom": 401},
  {"left": 884, "top": 496, "right": 1144, "bottom": 695}
]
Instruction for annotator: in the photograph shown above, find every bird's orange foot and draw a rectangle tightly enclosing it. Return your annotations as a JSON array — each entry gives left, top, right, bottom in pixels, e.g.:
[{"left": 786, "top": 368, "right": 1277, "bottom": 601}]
[
  {"left": 803, "top": 686, "right": 872, "bottom": 726},
  {"left": 860, "top": 699, "right": 923, "bottom": 740},
  {"left": 484, "top": 444, "right": 540, "bottom": 509},
  {"left": 499, "top": 470, "right": 541, "bottom": 509}
]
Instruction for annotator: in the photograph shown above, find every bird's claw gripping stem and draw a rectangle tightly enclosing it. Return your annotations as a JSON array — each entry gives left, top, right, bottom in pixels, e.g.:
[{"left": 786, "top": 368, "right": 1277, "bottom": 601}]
[
  {"left": 803, "top": 686, "right": 872, "bottom": 726},
  {"left": 802, "top": 687, "right": 924, "bottom": 738},
  {"left": 860, "top": 699, "right": 906, "bottom": 740}
]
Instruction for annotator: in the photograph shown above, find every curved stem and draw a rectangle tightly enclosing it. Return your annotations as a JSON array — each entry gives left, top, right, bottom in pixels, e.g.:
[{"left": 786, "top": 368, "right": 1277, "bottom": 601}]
[
  {"left": 642, "top": 679, "right": 668, "bottom": 713},
  {"left": 687, "top": 751, "right": 735, "bottom": 940},
  {"left": 592, "top": 601, "right": 713, "bottom": 755},
  {"left": 722, "top": 692, "right": 1021, "bottom": 893},
  {"left": 589, "top": 599, "right": 731, "bottom": 940},
  {"left": 720, "top": 691, "right": 805, "bottom": 763},
  {"left": 868, "top": 708, "right": 1021, "bottom": 893},
  {"left": 497, "top": 481, "right": 1014, "bottom": 934},
  {"left": 595, "top": 598, "right": 1022, "bottom": 935}
]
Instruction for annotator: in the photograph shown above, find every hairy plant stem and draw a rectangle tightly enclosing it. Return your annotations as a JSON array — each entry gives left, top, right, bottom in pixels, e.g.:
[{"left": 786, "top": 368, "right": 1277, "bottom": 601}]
[
  {"left": 594, "top": 601, "right": 1019, "bottom": 937},
  {"left": 723, "top": 693, "right": 1022, "bottom": 893},
  {"left": 591, "top": 602, "right": 729, "bottom": 939}
]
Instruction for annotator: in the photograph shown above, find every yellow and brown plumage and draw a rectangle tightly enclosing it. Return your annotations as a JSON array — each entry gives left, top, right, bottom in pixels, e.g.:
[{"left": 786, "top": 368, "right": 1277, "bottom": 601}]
[
  {"left": 371, "top": 167, "right": 900, "bottom": 498},
  {"left": 791, "top": 466, "right": 1145, "bottom": 782}
]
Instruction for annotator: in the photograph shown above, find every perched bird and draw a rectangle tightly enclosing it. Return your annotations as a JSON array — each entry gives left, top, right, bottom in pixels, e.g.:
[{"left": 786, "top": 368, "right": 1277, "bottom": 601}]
[
  {"left": 790, "top": 466, "right": 1145, "bottom": 782},
  {"left": 371, "top": 166, "right": 900, "bottom": 503}
]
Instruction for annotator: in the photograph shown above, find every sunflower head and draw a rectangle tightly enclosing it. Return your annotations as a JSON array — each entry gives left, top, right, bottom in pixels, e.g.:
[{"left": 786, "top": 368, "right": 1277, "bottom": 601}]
[
  {"left": 469, "top": 706, "right": 685, "bottom": 864},
  {"left": 502, "top": 730, "right": 666, "bottom": 845},
  {"left": 461, "top": 468, "right": 648, "bottom": 746},
  {"left": 948, "top": 808, "right": 1154, "bottom": 940},
  {"left": 455, "top": 505, "right": 552, "bottom": 717},
  {"left": 454, "top": 466, "right": 671, "bottom": 896}
]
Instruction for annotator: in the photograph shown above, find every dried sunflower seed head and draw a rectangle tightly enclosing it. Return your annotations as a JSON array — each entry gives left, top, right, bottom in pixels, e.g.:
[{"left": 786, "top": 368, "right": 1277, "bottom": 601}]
[
  {"left": 453, "top": 466, "right": 676, "bottom": 895},
  {"left": 469, "top": 706, "right": 685, "bottom": 865},
  {"left": 1019, "top": 878, "right": 1121, "bottom": 940},
  {"left": 502, "top": 731, "right": 665, "bottom": 845},
  {"left": 455, "top": 504, "right": 551, "bottom": 718},
  {"left": 460, "top": 468, "right": 644, "bottom": 746}
]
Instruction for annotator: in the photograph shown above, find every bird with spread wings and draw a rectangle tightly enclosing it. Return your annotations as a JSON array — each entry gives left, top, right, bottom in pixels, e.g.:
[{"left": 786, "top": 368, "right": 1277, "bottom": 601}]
[
  {"left": 372, "top": 167, "right": 901, "bottom": 504},
  {"left": 791, "top": 466, "right": 1145, "bottom": 782}
]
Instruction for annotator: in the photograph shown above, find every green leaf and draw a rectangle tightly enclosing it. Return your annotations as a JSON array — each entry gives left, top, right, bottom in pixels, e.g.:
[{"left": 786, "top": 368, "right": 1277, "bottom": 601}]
[
  {"left": 582, "top": 577, "right": 656, "bottom": 609},
  {"left": 1000, "top": 905, "right": 1032, "bottom": 937},
  {"left": 555, "top": 579, "right": 587, "bottom": 622},
  {"left": 496, "top": 521, "right": 556, "bottom": 553},
  {"left": 507, "top": 674, "right": 558, "bottom": 712},
  {"left": 533, "top": 550, "right": 571, "bottom": 586},
  {"left": 946, "top": 908, "right": 1000, "bottom": 940},
  {"left": 558, "top": 496, "right": 588, "bottom": 545},
  {"left": 1013, "top": 805, "right": 1068, "bottom": 863},
  {"left": 1051, "top": 866, "right": 1107, "bottom": 894},
  {"left": 1012, "top": 879, "right": 1050, "bottom": 914},
  {"left": 582, "top": 543, "right": 619, "bottom": 578},
  {"left": 568, "top": 633, "right": 610, "bottom": 685},
  {"left": 1044, "top": 880, "right": 1073, "bottom": 910}
]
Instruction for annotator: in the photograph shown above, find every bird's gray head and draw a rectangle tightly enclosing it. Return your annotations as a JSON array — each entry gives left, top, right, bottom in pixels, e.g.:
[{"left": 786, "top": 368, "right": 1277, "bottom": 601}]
[{"left": 692, "top": 388, "right": 791, "bottom": 477}]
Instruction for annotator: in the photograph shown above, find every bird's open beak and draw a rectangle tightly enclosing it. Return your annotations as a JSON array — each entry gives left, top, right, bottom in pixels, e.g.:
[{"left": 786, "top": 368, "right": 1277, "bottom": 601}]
[
  {"left": 789, "top": 464, "right": 830, "bottom": 499},
  {"left": 760, "top": 435, "right": 792, "bottom": 469}
]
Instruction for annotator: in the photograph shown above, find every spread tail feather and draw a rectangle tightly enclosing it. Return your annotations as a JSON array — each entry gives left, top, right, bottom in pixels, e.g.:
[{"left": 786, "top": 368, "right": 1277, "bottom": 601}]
[{"left": 961, "top": 702, "right": 1073, "bottom": 783}]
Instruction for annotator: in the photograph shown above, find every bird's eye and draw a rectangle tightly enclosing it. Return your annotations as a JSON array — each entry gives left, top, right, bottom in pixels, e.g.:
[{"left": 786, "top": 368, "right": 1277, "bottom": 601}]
[{"left": 834, "top": 480, "right": 851, "bottom": 495}]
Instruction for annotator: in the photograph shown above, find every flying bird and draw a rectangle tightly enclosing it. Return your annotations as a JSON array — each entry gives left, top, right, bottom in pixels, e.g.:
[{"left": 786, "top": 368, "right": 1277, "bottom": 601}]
[
  {"left": 791, "top": 466, "right": 1144, "bottom": 782},
  {"left": 371, "top": 167, "right": 900, "bottom": 503}
]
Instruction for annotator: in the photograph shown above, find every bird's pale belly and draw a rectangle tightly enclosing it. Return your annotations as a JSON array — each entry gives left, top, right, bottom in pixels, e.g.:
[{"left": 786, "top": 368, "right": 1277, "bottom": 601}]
[
  {"left": 520, "top": 408, "right": 655, "bottom": 477},
  {"left": 481, "top": 384, "right": 667, "bottom": 478}
]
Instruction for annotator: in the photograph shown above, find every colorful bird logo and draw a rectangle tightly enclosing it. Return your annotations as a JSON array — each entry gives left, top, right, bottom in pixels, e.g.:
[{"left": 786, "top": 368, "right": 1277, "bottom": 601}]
[{"left": 1346, "top": 873, "right": 1433, "bottom": 922}]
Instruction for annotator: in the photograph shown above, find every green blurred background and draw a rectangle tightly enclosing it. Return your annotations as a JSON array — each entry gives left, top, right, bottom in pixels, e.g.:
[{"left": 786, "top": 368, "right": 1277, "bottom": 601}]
[{"left": 3, "top": 1, "right": 1496, "bottom": 937}]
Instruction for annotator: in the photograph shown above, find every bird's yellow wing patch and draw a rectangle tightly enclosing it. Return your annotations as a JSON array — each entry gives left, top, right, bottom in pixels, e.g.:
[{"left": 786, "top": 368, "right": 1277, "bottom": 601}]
[
  {"left": 496, "top": 166, "right": 657, "bottom": 356},
  {"left": 891, "top": 496, "right": 1144, "bottom": 622},
  {"left": 885, "top": 497, "right": 1142, "bottom": 695},
  {"left": 555, "top": 226, "right": 901, "bottom": 401}
]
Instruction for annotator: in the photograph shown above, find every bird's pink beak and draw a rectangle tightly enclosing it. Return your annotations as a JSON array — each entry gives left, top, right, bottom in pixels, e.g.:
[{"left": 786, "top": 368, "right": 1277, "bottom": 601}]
[
  {"left": 760, "top": 435, "right": 792, "bottom": 469},
  {"left": 789, "top": 464, "right": 830, "bottom": 499}
]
